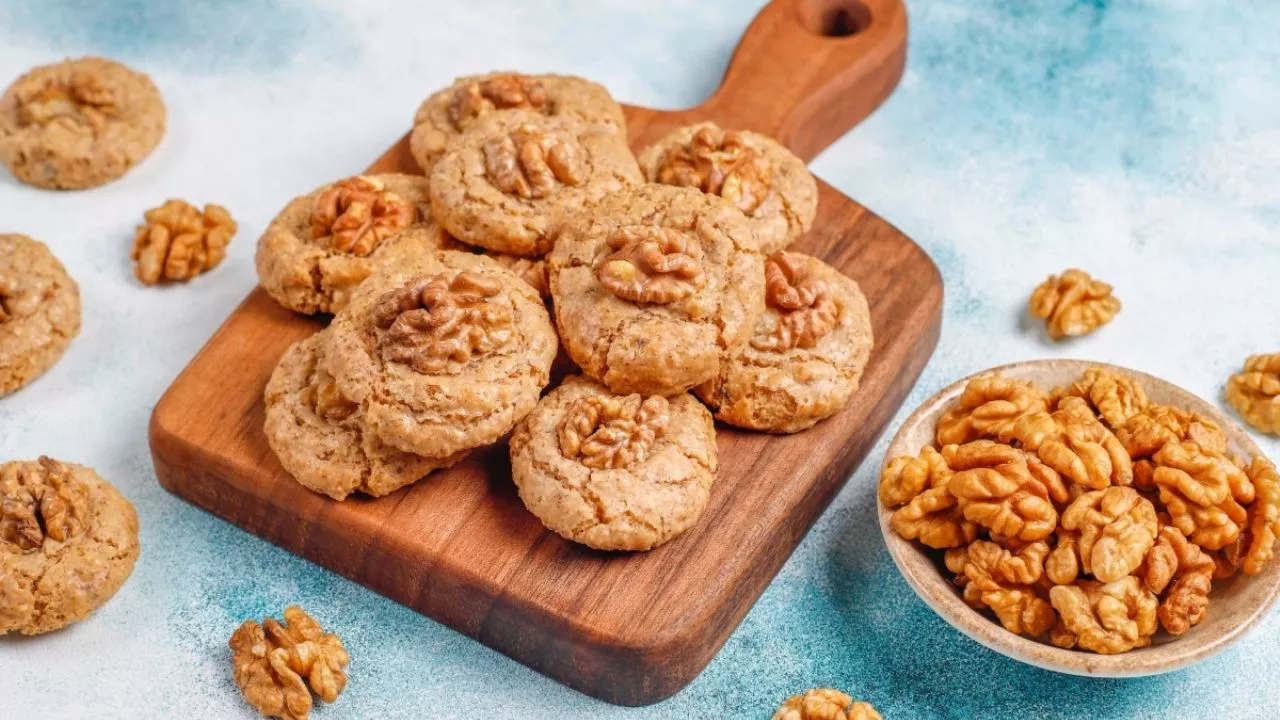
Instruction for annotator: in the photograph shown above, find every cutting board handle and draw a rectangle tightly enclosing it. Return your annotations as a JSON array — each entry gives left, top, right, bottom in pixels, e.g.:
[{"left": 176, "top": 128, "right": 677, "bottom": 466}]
[{"left": 697, "top": 0, "right": 908, "bottom": 162}]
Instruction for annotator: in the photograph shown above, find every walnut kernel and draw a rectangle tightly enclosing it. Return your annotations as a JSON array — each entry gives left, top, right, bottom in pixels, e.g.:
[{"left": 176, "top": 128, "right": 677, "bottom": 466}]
[
  {"left": 1060, "top": 487, "right": 1157, "bottom": 583},
  {"left": 449, "top": 74, "right": 550, "bottom": 128},
  {"left": 890, "top": 483, "right": 977, "bottom": 549},
  {"left": 960, "top": 540, "right": 1056, "bottom": 636},
  {"left": 751, "top": 252, "right": 839, "bottom": 352},
  {"left": 1225, "top": 353, "right": 1280, "bottom": 435},
  {"left": 655, "top": 125, "right": 772, "bottom": 214},
  {"left": 309, "top": 176, "right": 416, "bottom": 256},
  {"left": 595, "top": 225, "right": 706, "bottom": 305},
  {"left": 935, "top": 376, "right": 1049, "bottom": 446},
  {"left": 483, "top": 124, "right": 585, "bottom": 199},
  {"left": 1049, "top": 577, "right": 1158, "bottom": 653},
  {"left": 772, "top": 689, "right": 882, "bottom": 720},
  {"left": 1022, "top": 396, "right": 1133, "bottom": 490},
  {"left": 558, "top": 393, "right": 670, "bottom": 469},
  {"left": 0, "top": 457, "right": 88, "bottom": 552},
  {"left": 1051, "top": 367, "right": 1148, "bottom": 428},
  {"left": 1241, "top": 456, "right": 1279, "bottom": 576},
  {"left": 229, "top": 606, "right": 349, "bottom": 720},
  {"left": 372, "top": 271, "right": 514, "bottom": 374},
  {"left": 1149, "top": 526, "right": 1215, "bottom": 635},
  {"left": 132, "top": 199, "right": 237, "bottom": 285},
  {"left": 879, "top": 445, "right": 953, "bottom": 508},
  {"left": 17, "top": 69, "right": 117, "bottom": 131},
  {"left": 1028, "top": 268, "right": 1120, "bottom": 340},
  {"left": 945, "top": 440, "right": 1064, "bottom": 542},
  {"left": 1115, "top": 404, "right": 1227, "bottom": 460}
]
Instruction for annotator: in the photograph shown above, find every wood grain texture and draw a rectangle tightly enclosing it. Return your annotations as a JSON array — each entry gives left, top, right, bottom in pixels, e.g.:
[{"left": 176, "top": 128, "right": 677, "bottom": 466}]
[{"left": 149, "top": 0, "right": 937, "bottom": 706}]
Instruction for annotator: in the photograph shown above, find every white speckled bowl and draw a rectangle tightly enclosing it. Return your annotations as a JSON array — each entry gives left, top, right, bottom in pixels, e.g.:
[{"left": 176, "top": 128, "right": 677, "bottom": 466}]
[{"left": 878, "top": 359, "right": 1280, "bottom": 676}]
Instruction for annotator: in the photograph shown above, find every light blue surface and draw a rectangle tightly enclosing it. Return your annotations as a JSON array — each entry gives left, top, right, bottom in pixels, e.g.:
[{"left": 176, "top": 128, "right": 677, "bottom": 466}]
[{"left": 2, "top": 1, "right": 1278, "bottom": 717}]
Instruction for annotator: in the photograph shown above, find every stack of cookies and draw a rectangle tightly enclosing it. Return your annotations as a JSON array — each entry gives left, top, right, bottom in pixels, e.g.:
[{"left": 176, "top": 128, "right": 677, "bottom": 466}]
[{"left": 256, "top": 72, "right": 875, "bottom": 551}]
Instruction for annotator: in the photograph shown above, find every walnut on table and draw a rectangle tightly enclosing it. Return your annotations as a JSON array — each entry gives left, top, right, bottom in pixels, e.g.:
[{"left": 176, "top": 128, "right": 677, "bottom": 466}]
[
  {"left": 132, "top": 199, "right": 237, "bottom": 285},
  {"left": 1225, "top": 353, "right": 1280, "bottom": 435},
  {"left": 558, "top": 393, "right": 670, "bottom": 469},
  {"left": 1028, "top": 268, "right": 1120, "bottom": 340},
  {"left": 372, "top": 271, "right": 514, "bottom": 374},
  {"left": 594, "top": 225, "right": 706, "bottom": 305},
  {"left": 309, "top": 175, "right": 417, "bottom": 257},
  {"left": 483, "top": 124, "right": 585, "bottom": 199},
  {"left": 228, "top": 606, "right": 349, "bottom": 720},
  {"left": 772, "top": 689, "right": 882, "bottom": 720},
  {"left": 751, "top": 252, "right": 839, "bottom": 352},
  {"left": 655, "top": 125, "right": 773, "bottom": 214}
]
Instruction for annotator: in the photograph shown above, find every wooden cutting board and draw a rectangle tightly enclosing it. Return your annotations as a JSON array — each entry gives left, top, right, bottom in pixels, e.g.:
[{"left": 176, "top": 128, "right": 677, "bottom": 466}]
[{"left": 149, "top": 0, "right": 937, "bottom": 706}]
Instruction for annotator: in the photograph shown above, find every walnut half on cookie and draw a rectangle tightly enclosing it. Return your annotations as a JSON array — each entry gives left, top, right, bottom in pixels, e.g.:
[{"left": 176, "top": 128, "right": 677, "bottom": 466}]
[{"left": 509, "top": 376, "right": 717, "bottom": 551}]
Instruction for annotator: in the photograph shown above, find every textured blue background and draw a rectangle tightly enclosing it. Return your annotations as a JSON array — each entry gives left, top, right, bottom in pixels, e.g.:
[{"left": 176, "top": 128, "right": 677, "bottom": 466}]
[{"left": 1, "top": 1, "right": 1278, "bottom": 717}]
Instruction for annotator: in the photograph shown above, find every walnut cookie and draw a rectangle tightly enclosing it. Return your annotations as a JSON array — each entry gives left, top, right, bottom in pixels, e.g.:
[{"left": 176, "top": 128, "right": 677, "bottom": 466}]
[
  {"left": 429, "top": 110, "right": 642, "bottom": 257},
  {"left": 638, "top": 121, "right": 818, "bottom": 254},
  {"left": 0, "top": 233, "right": 81, "bottom": 397},
  {"left": 548, "top": 184, "right": 766, "bottom": 396},
  {"left": 1, "top": 457, "right": 140, "bottom": 635},
  {"left": 509, "top": 376, "right": 716, "bottom": 551},
  {"left": 264, "top": 332, "right": 469, "bottom": 500},
  {"left": 696, "top": 252, "right": 873, "bottom": 433},
  {"left": 409, "top": 71, "right": 626, "bottom": 176},
  {"left": 0, "top": 57, "right": 165, "bottom": 190},
  {"left": 322, "top": 250, "right": 557, "bottom": 459},
  {"left": 255, "top": 173, "right": 450, "bottom": 315}
]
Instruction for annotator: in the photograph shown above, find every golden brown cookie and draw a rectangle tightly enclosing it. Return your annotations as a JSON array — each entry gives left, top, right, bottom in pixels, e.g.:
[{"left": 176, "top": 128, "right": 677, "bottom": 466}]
[
  {"left": 255, "top": 173, "right": 450, "bottom": 314},
  {"left": 696, "top": 252, "right": 873, "bottom": 433},
  {"left": 637, "top": 122, "right": 817, "bottom": 254},
  {"left": 548, "top": 184, "right": 766, "bottom": 396},
  {"left": 264, "top": 331, "right": 468, "bottom": 500},
  {"left": 0, "top": 57, "right": 165, "bottom": 189},
  {"left": 509, "top": 376, "right": 716, "bottom": 551},
  {"left": 0, "top": 457, "right": 140, "bottom": 635},
  {"left": 428, "top": 111, "right": 641, "bottom": 257},
  {"left": 322, "top": 250, "right": 557, "bottom": 458},
  {"left": 0, "top": 233, "right": 81, "bottom": 396},
  {"left": 410, "top": 72, "right": 626, "bottom": 176}
]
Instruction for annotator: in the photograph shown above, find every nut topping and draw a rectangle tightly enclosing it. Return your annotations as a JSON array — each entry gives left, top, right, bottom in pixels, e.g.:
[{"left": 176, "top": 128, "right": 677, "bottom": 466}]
[
  {"left": 309, "top": 176, "right": 417, "bottom": 256},
  {"left": 16, "top": 70, "right": 117, "bottom": 131},
  {"left": 655, "top": 125, "right": 772, "bottom": 214},
  {"left": 595, "top": 225, "right": 706, "bottom": 305},
  {"left": 448, "top": 74, "right": 550, "bottom": 128},
  {"left": 751, "top": 252, "right": 839, "bottom": 352},
  {"left": 0, "top": 456, "right": 88, "bottom": 552},
  {"left": 558, "top": 393, "right": 670, "bottom": 469},
  {"left": 483, "top": 124, "right": 585, "bottom": 199},
  {"left": 372, "top": 271, "right": 514, "bottom": 374}
]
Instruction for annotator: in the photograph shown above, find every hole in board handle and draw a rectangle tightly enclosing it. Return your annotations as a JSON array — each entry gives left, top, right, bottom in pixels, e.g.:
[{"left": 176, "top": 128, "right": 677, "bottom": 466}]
[{"left": 798, "top": 0, "right": 872, "bottom": 37}]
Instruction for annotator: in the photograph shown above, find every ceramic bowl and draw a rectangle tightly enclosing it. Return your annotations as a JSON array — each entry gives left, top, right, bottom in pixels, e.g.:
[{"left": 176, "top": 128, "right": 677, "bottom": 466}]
[{"left": 877, "top": 359, "right": 1280, "bottom": 676}]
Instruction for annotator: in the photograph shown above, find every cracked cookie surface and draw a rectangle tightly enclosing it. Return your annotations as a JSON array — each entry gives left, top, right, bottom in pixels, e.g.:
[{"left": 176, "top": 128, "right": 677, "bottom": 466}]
[
  {"left": 637, "top": 122, "right": 817, "bottom": 254},
  {"left": 0, "top": 233, "right": 81, "bottom": 397},
  {"left": 509, "top": 376, "right": 717, "bottom": 551},
  {"left": 255, "top": 173, "right": 451, "bottom": 315},
  {"left": 0, "top": 57, "right": 165, "bottom": 189},
  {"left": 696, "top": 252, "right": 873, "bottom": 433},
  {"left": 264, "top": 331, "right": 468, "bottom": 500},
  {"left": 410, "top": 71, "right": 625, "bottom": 176},
  {"left": 429, "top": 111, "right": 641, "bottom": 257},
  {"left": 548, "top": 184, "right": 765, "bottom": 396},
  {"left": 322, "top": 250, "right": 557, "bottom": 458},
  {"left": 0, "top": 457, "right": 139, "bottom": 635}
]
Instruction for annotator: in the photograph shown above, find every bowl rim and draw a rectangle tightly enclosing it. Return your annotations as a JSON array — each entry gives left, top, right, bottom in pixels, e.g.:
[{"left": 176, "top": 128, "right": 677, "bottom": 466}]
[{"left": 877, "top": 358, "right": 1280, "bottom": 677}]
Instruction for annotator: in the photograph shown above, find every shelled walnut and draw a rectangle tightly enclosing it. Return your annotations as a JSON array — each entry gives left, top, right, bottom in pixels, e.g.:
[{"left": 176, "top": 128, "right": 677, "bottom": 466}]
[
  {"left": 772, "top": 689, "right": 882, "bottom": 720},
  {"left": 1225, "top": 353, "right": 1280, "bottom": 435},
  {"left": 229, "top": 606, "right": 349, "bottom": 720},
  {"left": 17, "top": 70, "right": 116, "bottom": 130},
  {"left": 309, "top": 175, "right": 416, "bottom": 256},
  {"left": 595, "top": 225, "right": 706, "bottom": 305},
  {"left": 558, "top": 393, "right": 669, "bottom": 469},
  {"left": 483, "top": 124, "right": 585, "bottom": 199},
  {"left": 0, "top": 456, "right": 88, "bottom": 551},
  {"left": 1028, "top": 268, "right": 1120, "bottom": 340},
  {"left": 935, "top": 376, "right": 1048, "bottom": 446},
  {"left": 372, "top": 271, "right": 514, "bottom": 374},
  {"left": 655, "top": 125, "right": 772, "bottom": 214},
  {"left": 751, "top": 252, "right": 838, "bottom": 351},
  {"left": 1049, "top": 576, "right": 1158, "bottom": 653},
  {"left": 449, "top": 74, "right": 549, "bottom": 128},
  {"left": 132, "top": 199, "right": 237, "bottom": 285}
]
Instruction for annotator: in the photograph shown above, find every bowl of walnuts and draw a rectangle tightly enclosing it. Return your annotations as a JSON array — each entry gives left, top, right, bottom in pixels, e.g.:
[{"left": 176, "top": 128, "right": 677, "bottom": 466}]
[{"left": 877, "top": 359, "right": 1280, "bottom": 675}]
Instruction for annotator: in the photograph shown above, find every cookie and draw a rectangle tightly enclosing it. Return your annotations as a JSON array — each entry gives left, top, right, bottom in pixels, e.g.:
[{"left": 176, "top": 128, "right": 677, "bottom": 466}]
[
  {"left": 548, "top": 184, "right": 766, "bottom": 396},
  {"left": 0, "top": 233, "right": 81, "bottom": 396},
  {"left": 410, "top": 72, "right": 626, "bottom": 176},
  {"left": 264, "top": 331, "right": 468, "bottom": 500},
  {"left": 0, "top": 57, "right": 165, "bottom": 190},
  {"left": 429, "top": 111, "right": 642, "bottom": 257},
  {"left": 637, "top": 122, "right": 818, "bottom": 254},
  {"left": 696, "top": 252, "right": 872, "bottom": 433},
  {"left": 256, "top": 173, "right": 451, "bottom": 314},
  {"left": 322, "top": 250, "right": 557, "bottom": 458},
  {"left": 509, "top": 376, "right": 717, "bottom": 551},
  {"left": 0, "top": 457, "right": 140, "bottom": 635}
]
